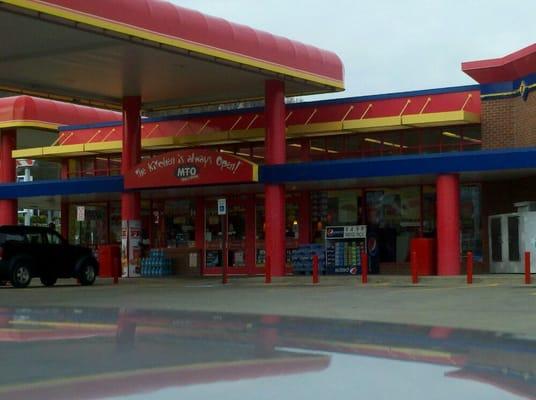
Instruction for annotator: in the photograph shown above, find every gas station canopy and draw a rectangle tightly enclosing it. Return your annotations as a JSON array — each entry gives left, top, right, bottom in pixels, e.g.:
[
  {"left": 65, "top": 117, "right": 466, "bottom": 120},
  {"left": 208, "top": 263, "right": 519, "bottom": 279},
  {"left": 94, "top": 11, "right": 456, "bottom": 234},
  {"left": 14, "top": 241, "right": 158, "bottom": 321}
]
[{"left": 0, "top": 0, "right": 345, "bottom": 111}]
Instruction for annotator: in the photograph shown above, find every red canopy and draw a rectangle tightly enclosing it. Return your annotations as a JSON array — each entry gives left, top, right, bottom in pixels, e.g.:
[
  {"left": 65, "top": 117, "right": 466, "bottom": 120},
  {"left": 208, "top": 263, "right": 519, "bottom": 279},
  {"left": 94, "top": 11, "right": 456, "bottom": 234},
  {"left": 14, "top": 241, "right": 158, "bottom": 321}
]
[
  {"left": 5, "top": 0, "right": 344, "bottom": 89},
  {"left": 0, "top": 96, "right": 120, "bottom": 129},
  {"left": 462, "top": 43, "right": 536, "bottom": 84}
]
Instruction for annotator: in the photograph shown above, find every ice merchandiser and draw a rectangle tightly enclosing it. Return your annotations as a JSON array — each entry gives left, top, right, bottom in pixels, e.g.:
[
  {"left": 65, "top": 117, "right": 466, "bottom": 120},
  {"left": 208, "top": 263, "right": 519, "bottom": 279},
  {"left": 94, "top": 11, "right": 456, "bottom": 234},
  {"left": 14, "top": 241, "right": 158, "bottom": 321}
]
[{"left": 488, "top": 202, "right": 536, "bottom": 273}]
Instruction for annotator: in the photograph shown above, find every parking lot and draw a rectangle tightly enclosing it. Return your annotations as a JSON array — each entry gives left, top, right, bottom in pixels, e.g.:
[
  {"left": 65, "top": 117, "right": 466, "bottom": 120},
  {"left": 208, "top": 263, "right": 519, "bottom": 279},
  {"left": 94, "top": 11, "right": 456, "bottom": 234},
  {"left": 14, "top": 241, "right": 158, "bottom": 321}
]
[{"left": 1, "top": 275, "right": 534, "bottom": 337}]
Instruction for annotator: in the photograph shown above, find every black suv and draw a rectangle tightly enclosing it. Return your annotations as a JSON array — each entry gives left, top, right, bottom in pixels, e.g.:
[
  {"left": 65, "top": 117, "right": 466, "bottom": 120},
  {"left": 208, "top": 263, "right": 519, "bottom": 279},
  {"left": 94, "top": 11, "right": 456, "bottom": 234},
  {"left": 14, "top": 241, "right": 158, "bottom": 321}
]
[{"left": 0, "top": 226, "right": 99, "bottom": 288}]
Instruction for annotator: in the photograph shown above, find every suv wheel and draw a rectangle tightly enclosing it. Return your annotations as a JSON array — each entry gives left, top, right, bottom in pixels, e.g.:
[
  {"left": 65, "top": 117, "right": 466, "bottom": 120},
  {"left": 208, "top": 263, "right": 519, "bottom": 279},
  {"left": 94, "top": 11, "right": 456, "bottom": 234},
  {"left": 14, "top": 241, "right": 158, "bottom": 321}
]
[
  {"left": 11, "top": 261, "right": 32, "bottom": 288},
  {"left": 40, "top": 275, "right": 57, "bottom": 287},
  {"left": 78, "top": 259, "right": 97, "bottom": 286}
]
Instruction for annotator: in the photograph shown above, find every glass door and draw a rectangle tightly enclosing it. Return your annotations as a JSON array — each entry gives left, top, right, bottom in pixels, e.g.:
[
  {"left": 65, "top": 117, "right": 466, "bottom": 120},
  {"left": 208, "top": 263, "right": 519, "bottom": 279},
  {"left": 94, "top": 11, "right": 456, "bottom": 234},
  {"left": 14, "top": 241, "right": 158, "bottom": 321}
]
[
  {"left": 205, "top": 200, "right": 224, "bottom": 271},
  {"left": 204, "top": 196, "right": 252, "bottom": 275},
  {"left": 227, "top": 199, "right": 247, "bottom": 272}
]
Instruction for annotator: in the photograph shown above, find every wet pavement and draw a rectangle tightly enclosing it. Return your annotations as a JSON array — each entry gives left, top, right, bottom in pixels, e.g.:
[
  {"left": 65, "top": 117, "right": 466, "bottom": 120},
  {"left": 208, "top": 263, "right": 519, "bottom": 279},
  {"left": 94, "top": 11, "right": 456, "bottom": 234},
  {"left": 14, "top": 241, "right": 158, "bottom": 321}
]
[{"left": 0, "top": 306, "right": 534, "bottom": 399}]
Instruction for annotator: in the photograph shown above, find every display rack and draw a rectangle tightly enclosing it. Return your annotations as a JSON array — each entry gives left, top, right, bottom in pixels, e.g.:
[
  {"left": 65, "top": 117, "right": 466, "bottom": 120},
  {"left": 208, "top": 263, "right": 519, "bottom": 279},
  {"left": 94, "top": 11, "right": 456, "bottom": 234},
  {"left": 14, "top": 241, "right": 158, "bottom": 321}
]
[{"left": 325, "top": 225, "right": 367, "bottom": 274}]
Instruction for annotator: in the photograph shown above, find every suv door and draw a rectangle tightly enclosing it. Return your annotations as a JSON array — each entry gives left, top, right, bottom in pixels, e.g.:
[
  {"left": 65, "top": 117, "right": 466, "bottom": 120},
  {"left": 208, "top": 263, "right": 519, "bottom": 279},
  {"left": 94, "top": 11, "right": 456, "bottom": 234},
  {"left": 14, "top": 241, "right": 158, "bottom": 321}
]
[
  {"left": 45, "top": 231, "right": 78, "bottom": 278},
  {"left": 23, "top": 231, "right": 49, "bottom": 277}
]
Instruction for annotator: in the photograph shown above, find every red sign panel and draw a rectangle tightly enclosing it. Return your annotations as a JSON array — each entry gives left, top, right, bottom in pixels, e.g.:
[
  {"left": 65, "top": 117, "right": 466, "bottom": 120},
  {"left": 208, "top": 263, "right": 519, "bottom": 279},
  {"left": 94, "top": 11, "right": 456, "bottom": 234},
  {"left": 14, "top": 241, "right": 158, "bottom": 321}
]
[{"left": 124, "top": 150, "right": 258, "bottom": 190}]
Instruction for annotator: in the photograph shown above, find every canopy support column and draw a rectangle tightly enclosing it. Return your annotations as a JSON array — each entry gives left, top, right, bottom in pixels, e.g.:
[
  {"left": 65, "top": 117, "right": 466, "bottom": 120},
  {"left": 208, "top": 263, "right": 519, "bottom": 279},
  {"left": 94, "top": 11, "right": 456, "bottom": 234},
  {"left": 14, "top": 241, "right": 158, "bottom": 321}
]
[
  {"left": 0, "top": 129, "right": 17, "bottom": 225},
  {"left": 436, "top": 174, "right": 461, "bottom": 275},
  {"left": 264, "top": 80, "right": 286, "bottom": 277},
  {"left": 121, "top": 96, "right": 142, "bottom": 277}
]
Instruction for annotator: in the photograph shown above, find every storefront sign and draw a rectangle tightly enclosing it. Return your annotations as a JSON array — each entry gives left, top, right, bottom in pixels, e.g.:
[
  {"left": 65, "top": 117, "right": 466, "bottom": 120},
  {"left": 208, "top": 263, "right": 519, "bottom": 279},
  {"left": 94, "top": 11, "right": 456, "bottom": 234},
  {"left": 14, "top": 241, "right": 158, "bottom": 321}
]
[
  {"left": 124, "top": 150, "right": 258, "bottom": 190},
  {"left": 217, "top": 198, "right": 227, "bottom": 215},
  {"left": 76, "top": 206, "right": 85, "bottom": 222},
  {"left": 325, "top": 225, "right": 367, "bottom": 239}
]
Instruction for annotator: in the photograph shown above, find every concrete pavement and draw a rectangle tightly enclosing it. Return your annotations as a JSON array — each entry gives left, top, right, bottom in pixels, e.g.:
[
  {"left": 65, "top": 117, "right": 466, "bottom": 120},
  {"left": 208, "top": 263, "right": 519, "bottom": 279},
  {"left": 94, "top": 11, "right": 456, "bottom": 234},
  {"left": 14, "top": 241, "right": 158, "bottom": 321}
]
[{"left": 0, "top": 274, "right": 534, "bottom": 337}]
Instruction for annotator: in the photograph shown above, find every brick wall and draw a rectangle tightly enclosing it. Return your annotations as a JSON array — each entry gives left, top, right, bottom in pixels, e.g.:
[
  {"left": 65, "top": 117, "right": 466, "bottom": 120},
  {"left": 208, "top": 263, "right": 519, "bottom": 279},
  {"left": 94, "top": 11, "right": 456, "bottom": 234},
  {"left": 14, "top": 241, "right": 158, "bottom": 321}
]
[{"left": 482, "top": 92, "right": 536, "bottom": 148}]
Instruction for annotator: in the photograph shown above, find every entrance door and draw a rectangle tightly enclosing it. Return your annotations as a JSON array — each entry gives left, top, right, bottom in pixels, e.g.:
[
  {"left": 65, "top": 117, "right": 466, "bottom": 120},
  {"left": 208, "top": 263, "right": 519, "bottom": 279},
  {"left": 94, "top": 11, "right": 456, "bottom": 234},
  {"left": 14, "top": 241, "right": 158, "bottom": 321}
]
[
  {"left": 203, "top": 197, "right": 253, "bottom": 275},
  {"left": 489, "top": 214, "right": 522, "bottom": 273}
]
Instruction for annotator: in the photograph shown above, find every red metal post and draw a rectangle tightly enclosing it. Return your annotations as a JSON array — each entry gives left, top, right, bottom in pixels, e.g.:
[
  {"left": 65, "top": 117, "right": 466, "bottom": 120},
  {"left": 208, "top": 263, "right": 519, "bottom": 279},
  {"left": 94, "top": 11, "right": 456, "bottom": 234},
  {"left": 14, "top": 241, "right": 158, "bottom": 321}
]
[
  {"left": 436, "top": 174, "right": 461, "bottom": 275},
  {"left": 222, "top": 212, "right": 229, "bottom": 285},
  {"left": 467, "top": 251, "right": 473, "bottom": 284},
  {"left": 264, "top": 80, "right": 286, "bottom": 277},
  {"left": 0, "top": 129, "right": 17, "bottom": 225},
  {"left": 60, "top": 160, "right": 70, "bottom": 238},
  {"left": 312, "top": 254, "right": 319, "bottom": 284},
  {"left": 265, "top": 255, "right": 272, "bottom": 284},
  {"left": 525, "top": 252, "right": 531, "bottom": 285},
  {"left": 411, "top": 250, "right": 419, "bottom": 284},
  {"left": 121, "top": 97, "right": 142, "bottom": 277},
  {"left": 361, "top": 251, "right": 368, "bottom": 284}
]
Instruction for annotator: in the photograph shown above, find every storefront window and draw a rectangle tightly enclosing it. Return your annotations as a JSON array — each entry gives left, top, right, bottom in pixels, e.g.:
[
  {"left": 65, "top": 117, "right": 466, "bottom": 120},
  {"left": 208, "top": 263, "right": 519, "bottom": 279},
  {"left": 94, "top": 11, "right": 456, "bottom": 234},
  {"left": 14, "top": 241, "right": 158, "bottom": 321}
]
[
  {"left": 312, "top": 190, "right": 361, "bottom": 242},
  {"left": 461, "top": 185, "right": 482, "bottom": 260},
  {"left": 165, "top": 200, "right": 195, "bottom": 247},
  {"left": 366, "top": 187, "right": 420, "bottom": 263},
  {"left": 69, "top": 203, "right": 108, "bottom": 248}
]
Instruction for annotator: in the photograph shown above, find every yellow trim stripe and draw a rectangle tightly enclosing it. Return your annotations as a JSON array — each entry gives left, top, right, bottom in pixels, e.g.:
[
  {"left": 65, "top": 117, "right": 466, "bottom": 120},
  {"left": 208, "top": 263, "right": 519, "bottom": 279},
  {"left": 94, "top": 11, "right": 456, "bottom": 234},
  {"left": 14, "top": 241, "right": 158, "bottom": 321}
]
[
  {"left": 12, "top": 111, "right": 480, "bottom": 159},
  {"left": 1, "top": 0, "right": 344, "bottom": 90},
  {"left": 0, "top": 120, "right": 60, "bottom": 131}
]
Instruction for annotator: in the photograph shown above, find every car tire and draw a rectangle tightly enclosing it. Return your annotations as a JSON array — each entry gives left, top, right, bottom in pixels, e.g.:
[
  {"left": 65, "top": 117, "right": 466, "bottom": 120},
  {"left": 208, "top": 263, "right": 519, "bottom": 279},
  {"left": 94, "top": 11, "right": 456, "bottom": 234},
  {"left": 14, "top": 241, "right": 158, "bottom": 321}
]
[
  {"left": 78, "top": 258, "right": 97, "bottom": 286},
  {"left": 11, "top": 260, "right": 32, "bottom": 288},
  {"left": 40, "top": 275, "right": 57, "bottom": 287}
]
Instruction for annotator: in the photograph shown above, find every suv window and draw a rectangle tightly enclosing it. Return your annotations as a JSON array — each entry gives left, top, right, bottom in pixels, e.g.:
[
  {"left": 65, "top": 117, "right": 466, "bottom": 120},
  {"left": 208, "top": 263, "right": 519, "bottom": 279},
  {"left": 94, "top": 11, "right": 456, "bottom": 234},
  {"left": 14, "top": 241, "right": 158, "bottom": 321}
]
[
  {"left": 25, "top": 233, "right": 43, "bottom": 244},
  {"left": 46, "top": 232, "right": 63, "bottom": 245},
  {"left": 0, "top": 233, "right": 26, "bottom": 244}
]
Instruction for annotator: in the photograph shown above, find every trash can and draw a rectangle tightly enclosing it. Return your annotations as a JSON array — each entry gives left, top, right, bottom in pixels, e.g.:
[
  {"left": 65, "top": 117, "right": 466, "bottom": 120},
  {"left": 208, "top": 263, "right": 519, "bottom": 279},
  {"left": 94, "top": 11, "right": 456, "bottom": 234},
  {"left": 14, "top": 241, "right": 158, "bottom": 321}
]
[
  {"left": 410, "top": 238, "right": 436, "bottom": 275},
  {"left": 98, "top": 244, "right": 121, "bottom": 278}
]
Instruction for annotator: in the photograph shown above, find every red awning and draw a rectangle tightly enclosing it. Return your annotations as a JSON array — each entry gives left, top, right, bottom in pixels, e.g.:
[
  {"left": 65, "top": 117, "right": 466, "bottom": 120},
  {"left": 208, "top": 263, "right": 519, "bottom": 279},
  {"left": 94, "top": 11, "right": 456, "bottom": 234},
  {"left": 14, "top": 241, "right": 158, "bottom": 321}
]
[
  {"left": 0, "top": 96, "right": 120, "bottom": 129},
  {"left": 462, "top": 43, "right": 536, "bottom": 84}
]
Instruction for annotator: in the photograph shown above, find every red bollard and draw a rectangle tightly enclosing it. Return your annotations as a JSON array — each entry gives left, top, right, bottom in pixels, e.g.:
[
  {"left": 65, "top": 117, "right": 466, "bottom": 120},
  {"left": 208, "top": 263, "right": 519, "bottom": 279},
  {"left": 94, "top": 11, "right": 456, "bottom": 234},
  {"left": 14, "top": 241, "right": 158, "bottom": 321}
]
[
  {"left": 411, "top": 250, "right": 418, "bottom": 284},
  {"left": 312, "top": 254, "right": 319, "bottom": 284},
  {"left": 265, "top": 255, "right": 272, "bottom": 284},
  {"left": 466, "top": 251, "right": 473, "bottom": 285},
  {"left": 525, "top": 252, "right": 532, "bottom": 285},
  {"left": 222, "top": 257, "right": 228, "bottom": 285},
  {"left": 361, "top": 251, "right": 368, "bottom": 284}
]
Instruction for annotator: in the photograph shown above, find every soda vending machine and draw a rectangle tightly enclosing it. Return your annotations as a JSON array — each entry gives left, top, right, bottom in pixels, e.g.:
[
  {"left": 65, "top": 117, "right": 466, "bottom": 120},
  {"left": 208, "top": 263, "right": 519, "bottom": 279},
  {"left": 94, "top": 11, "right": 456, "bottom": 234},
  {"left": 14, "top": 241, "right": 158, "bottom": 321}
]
[{"left": 325, "top": 225, "right": 367, "bottom": 274}]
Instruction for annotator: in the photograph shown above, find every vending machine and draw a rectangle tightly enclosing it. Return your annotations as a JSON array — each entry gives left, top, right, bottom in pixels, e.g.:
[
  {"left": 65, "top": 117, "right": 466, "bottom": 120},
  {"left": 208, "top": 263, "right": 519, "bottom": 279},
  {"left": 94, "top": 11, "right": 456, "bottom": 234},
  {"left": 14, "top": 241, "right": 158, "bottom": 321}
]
[{"left": 325, "top": 225, "right": 367, "bottom": 274}]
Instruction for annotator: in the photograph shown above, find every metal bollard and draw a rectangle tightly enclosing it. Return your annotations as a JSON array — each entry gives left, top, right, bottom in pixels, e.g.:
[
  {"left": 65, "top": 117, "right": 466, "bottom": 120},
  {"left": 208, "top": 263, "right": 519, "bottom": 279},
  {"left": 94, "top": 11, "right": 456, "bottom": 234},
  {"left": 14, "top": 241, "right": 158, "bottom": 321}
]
[
  {"left": 265, "top": 255, "right": 272, "bottom": 284},
  {"left": 222, "top": 258, "right": 228, "bottom": 285},
  {"left": 411, "top": 250, "right": 418, "bottom": 284},
  {"left": 467, "top": 251, "right": 473, "bottom": 285},
  {"left": 525, "top": 252, "right": 532, "bottom": 285},
  {"left": 312, "top": 254, "right": 319, "bottom": 284},
  {"left": 361, "top": 251, "right": 368, "bottom": 284}
]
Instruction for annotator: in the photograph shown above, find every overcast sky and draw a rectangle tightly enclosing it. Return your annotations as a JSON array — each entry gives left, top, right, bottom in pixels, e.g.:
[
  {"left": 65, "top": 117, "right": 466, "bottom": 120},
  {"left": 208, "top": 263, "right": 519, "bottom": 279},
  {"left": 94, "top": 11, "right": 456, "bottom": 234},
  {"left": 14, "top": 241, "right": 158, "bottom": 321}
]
[{"left": 173, "top": 0, "right": 536, "bottom": 100}]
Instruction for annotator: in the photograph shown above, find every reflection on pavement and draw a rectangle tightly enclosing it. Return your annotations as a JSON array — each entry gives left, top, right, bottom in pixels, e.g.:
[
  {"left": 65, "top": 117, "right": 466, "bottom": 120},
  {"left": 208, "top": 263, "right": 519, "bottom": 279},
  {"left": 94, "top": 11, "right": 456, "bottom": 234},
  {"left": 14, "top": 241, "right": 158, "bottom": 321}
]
[{"left": 0, "top": 307, "right": 533, "bottom": 399}]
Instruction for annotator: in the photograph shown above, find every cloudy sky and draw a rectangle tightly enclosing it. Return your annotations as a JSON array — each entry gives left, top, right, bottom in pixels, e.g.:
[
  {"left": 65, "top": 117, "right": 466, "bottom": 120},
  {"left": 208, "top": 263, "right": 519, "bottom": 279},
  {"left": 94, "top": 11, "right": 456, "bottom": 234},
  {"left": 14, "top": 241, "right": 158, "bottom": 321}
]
[{"left": 173, "top": 0, "right": 536, "bottom": 99}]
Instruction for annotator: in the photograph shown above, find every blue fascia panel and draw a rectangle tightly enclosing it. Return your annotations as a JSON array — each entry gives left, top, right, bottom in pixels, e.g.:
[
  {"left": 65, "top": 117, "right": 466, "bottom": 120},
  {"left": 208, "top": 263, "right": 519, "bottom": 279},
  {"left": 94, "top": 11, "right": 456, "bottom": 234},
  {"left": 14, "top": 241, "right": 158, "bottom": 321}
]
[
  {"left": 0, "top": 176, "right": 124, "bottom": 199},
  {"left": 260, "top": 148, "right": 536, "bottom": 184}
]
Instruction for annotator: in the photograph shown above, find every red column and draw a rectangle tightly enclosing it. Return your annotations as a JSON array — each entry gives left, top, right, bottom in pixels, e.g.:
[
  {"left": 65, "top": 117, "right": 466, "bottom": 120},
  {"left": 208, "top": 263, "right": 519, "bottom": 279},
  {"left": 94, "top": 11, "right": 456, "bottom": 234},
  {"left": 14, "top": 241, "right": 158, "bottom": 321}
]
[
  {"left": 0, "top": 129, "right": 17, "bottom": 225},
  {"left": 436, "top": 174, "right": 460, "bottom": 275},
  {"left": 264, "top": 80, "right": 286, "bottom": 277},
  {"left": 121, "top": 97, "right": 142, "bottom": 277},
  {"left": 299, "top": 138, "right": 311, "bottom": 245},
  {"left": 60, "top": 160, "right": 70, "bottom": 238}
]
